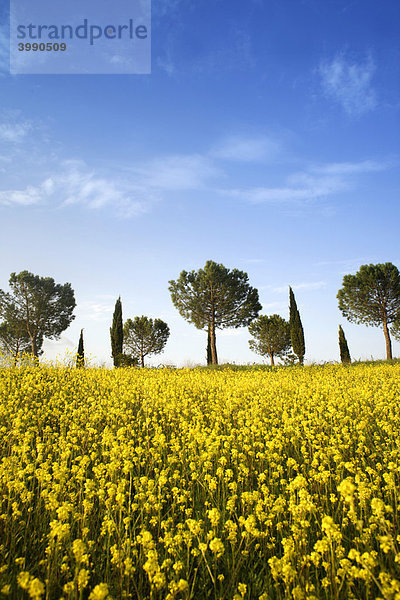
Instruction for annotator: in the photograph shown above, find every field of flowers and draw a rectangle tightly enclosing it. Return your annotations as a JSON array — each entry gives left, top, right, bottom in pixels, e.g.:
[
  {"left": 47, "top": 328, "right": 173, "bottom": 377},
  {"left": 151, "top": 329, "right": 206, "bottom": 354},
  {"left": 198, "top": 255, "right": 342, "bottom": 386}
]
[{"left": 1, "top": 362, "right": 400, "bottom": 600}]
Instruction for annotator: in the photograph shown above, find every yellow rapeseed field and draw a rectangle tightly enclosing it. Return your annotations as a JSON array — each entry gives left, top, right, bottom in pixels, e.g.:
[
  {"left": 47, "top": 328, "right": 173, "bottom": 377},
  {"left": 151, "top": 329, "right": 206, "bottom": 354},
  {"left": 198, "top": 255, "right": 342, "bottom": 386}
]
[{"left": 1, "top": 362, "right": 400, "bottom": 600}]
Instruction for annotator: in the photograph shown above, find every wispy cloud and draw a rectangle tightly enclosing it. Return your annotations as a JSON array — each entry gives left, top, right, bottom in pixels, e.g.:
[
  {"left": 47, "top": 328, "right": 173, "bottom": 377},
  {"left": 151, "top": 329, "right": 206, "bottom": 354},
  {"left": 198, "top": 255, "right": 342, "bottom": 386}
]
[
  {"left": 318, "top": 53, "right": 377, "bottom": 116},
  {"left": 0, "top": 185, "right": 43, "bottom": 206},
  {"left": 131, "top": 154, "right": 221, "bottom": 190},
  {"left": 222, "top": 157, "right": 393, "bottom": 206},
  {"left": 0, "top": 152, "right": 221, "bottom": 215},
  {"left": 310, "top": 159, "right": 394, "bottom": 176},
  {"left": 43, "top": 336, "right": 76, "bottom": 350},
  {"left": 78, "top": 300, "right": 115, "bottom": 322},
  {"left": 0, "top": 160, "right": 153, "bottom": 217},
  {"left": 0, "top": 112, "right": 35, "bottom": 143},
  {"left": 0, "top": 111, "right": 394, "bottom": 218},
  {"left": 210, "top": 135, "right": 281, "bottom": 163},
  {"left": 157, "top": 51, "right": 176, "bottom": 76},
  {"left": 223, "top": 174, "right": 348, "bottom": 205}
]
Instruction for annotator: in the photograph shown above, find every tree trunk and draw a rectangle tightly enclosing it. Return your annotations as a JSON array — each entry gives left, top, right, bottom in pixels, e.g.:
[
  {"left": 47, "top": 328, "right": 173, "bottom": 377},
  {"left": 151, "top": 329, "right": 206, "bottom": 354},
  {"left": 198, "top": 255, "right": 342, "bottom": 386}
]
[
  {"left": 29, "top": 335, "right": 38, "bottom": 358},
  {"left": 141, "top": 353, "right": 145, "bottom": 368},
  {"left": 383, "top": 320, "right": 393, "bottom": 360},
  {"left": 270, "top": 352, "right": 274, "bottom": 366},
  {"left": 206, "top": 327, "right": 212, "bottom": 365},
  {"left": 210, "top": 320, "right": 218, "bottom": 365}
]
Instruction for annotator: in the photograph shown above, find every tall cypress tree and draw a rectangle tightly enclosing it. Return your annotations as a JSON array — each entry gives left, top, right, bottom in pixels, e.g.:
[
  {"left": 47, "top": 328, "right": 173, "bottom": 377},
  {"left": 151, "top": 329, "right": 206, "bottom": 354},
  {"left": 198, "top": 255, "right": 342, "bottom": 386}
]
[
  {"left": 338, "top": 325, "right": 351, "bottom": 364},
  {"left": 289, "top": 287, "right": 305, "bottom": 365},
  {"left": 76, "top": 328, "right": 84, "bottom": 368},
  {"left": 110, "top": 296, "right": 123, "bottom": 367}
]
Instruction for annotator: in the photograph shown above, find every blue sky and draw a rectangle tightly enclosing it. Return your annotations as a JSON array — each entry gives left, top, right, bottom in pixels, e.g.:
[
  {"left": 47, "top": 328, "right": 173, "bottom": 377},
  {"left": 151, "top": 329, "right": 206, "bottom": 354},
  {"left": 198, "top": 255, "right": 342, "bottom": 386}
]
[{"left": 0, "top": 0, "right": 399, "bottom": 366}]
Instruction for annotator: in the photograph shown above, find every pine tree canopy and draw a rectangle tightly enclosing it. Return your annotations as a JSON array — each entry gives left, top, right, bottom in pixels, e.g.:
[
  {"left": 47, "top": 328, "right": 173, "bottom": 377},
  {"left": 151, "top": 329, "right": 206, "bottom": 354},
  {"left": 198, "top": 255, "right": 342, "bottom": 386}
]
[
  {"left": 337, "top": 263, "right": 400, "bottom": 326},
  {"left": 169, "top": 261, "right": 261, "bottom": 330},
  {"left": 0, "top": 271, "right": 75, "bottom": 357}
]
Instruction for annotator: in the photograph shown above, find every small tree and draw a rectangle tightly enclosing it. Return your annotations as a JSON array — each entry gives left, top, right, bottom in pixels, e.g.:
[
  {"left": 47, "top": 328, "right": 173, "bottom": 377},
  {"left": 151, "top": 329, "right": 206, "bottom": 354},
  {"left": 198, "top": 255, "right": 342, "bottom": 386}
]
[
  {"left": 123, "top": 316, "right": 170, "bottom": 367},
  {"left": 248, "top": 314, "right": 291, "bottom": 365},
  {"left": 289, "top": 287, "right": 305, "bottom": 365},
  {"left": 169, "top": 260, "right": 261, "bottom": 365},
  {"left": 118, "top": 353, "right": 138, "bottom": 367},
  {"left": 0, "top": 271, "right": 75, "bottom": 357},
  {"left": 110, "top": 296, "right": 123, "bottom": 367},
  {"left": 76, "top": 329, "right": 84, "bottom": 368},
  {"left": 338, "top": 325, "right": 351, "bottom": 364},
  {"left": 337, "top": 263, "right": 400, "bottom": 360}
]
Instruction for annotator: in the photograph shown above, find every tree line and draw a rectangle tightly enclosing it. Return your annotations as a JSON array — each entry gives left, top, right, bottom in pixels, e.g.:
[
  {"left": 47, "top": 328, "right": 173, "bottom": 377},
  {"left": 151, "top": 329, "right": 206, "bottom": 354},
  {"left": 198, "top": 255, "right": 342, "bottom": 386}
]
[{"left": 0, "top": 262, "right": 400, "bottom": 367}]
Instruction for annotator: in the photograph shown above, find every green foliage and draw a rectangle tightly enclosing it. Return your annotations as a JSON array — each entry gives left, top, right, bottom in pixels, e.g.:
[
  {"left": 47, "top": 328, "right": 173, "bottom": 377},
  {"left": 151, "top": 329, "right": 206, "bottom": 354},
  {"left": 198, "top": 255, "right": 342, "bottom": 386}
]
[
  {"left": 76, "top": 329, "right": 84, "bottom": 368},
  {"left": 123, "top": 316, "right": 170, "bottom": 367},
  {"left": 110, "top": 297, "right": 123, "bottom": 367},
  {"left": 337, "top": 263, "right": 400, "bottom": 326},
  {"left": 118, "top": 353, "right": 138, "bottom": 367},
  {"left": 248, "top": 314, "right": 291, "bottom": 365},
  {"left": 0, "top": 271, "right": 75, "bottom": 357},
  {"left": 282, "top": 352, "right": 298, "bottom": 366},
  {"left": 337, "top": 263, "right": 400, "bottom": 360},
  {"left": 0, "top": 314, "right": 33, "bottom": 358},
  {"left": 289, "top": 287, "right": 305, "bottom": 365},
  {"left": 392, "top": 320, "right": 400, "bottom": 343},
  {"left": 338, "top": 325, "right": 351, "bottom": 364},
  {"left": 169, "top": 260, "right": 261, "bottom": 365}
]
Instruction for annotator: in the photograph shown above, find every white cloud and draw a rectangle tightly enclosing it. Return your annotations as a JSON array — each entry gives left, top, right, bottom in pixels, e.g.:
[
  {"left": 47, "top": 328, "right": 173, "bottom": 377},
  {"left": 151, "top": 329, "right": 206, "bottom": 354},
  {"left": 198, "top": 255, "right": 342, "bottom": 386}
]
[
  {"left": 210, "top": 135, "right": 281, "bottom": 163},
  {"left": 43, "top": 336, "right": 76, "bottom": 350},
  {"left": 0, "top": 160, "right": 153, "bottom": 216},
  {"left": 78, "top": 301, "right": 115, "bottom": 322},
  {"left": 223, "top": 157, "right": 393, "bottom": 206},
  {"left": 0, "top": 122, "right": 33, "bottom": 143},
  {"left": 0, "top": 185, "right": 43, "bottom": 206},
  {"left": 311, "top": 159, "right": 394, "bottom": 176},
  {"left": 131, "top": 154, "right": 222, "bottom": 191},
  {"left": 0, "top": 112, "right": 35, "bottom": 143},
  {"left": 0, "top": 150, "right": 220, "bottom": 215},
  {"left": 224, "top": 176, "right": 348, "bottom": 205},
  {"left": 318, "top": 53, "right": 377, "bottom": 116}
]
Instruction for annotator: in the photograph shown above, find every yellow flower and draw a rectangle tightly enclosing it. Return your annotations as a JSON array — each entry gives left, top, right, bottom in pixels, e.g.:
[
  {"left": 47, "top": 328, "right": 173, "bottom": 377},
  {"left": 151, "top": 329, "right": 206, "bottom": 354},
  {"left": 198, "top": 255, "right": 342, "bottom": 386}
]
[
  {"left": 89, "top": 583, "right": 110, "bottom": 600},
  {"left": 209, "top": 537, "right": 224, "bottom": 557},
  {"left": 28, "top": 579, "right": 45, "bottom": 600}
]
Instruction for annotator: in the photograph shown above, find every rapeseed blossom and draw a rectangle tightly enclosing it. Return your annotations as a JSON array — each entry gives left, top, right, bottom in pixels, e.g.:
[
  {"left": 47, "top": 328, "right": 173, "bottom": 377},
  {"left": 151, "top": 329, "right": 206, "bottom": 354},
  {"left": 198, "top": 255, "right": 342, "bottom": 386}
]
[{"left": 1, "top": 361, "right": 400, "bottom": 598}]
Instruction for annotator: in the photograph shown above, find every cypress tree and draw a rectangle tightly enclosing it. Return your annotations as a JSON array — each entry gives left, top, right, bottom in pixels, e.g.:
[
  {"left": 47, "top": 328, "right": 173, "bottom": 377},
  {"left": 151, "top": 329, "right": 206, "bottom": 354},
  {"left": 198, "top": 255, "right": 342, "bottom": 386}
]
[
  {"left": 76, "top": 329, "right": 84, "bottom": 368},
  {"left": 338, "top": 325, "right": 351, "bottom": 364},
  {"left": 110, "top": 296, "right": 123, "bottom": 367},
  {"left": 289, "top": 287, "right": 305, "bottom": 365},
  {"left": 206, "top": 326, "right": 212, "bottom": 365}
]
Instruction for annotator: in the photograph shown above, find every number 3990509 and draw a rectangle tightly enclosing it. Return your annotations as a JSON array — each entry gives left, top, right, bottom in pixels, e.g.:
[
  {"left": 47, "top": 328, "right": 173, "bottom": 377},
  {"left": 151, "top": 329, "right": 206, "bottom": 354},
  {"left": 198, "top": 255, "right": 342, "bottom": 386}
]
[{"left": 18, "top": 42, "right": 67, "bottom": 51}]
